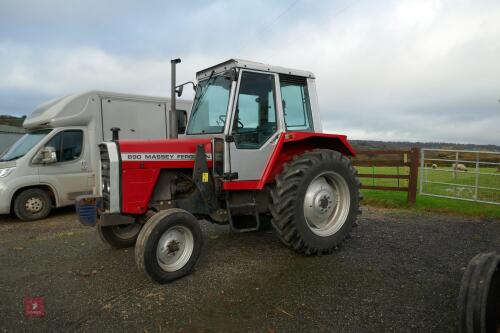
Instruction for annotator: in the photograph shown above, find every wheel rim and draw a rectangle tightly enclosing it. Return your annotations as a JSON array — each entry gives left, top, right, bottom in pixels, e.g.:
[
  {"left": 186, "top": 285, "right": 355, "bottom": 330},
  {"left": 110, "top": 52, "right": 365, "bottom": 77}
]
[
  {"left": 111, "top": 224, "right": 142, "bottom": 240},
  {"left": 303, "top": 171, "right": 351, "bottom": 237},
  {"left": 25, "top": 197, "right": 44, "bottom": 214},
  {"left": 156, "top": 225, "right": 194, "bottom": 272}
]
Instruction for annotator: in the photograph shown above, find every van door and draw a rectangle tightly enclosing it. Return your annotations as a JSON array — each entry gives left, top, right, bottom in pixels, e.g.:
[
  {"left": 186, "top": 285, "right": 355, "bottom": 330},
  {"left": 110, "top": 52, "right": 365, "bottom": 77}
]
[
  {"left": 38, "top": 128, "right": 93, "bottom": 206},
  {"left": 101, "top": 98, "right": 167, "bottom": 140}
]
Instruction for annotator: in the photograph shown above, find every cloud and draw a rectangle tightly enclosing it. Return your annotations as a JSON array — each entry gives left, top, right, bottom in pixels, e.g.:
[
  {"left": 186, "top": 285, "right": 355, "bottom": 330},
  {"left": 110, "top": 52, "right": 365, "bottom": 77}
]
[
  {"left": 0, "top": 0, "right": 499, "bottom": 145},
  {"left": 257, "top": 0, "right": 500, "bottom": 144}
]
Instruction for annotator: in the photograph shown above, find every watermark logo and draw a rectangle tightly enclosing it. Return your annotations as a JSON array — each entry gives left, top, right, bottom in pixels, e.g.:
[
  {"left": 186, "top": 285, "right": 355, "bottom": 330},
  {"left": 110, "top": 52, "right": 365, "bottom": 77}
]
[{"left": 24, "top": 296, "right": 45, "bottom": 318}]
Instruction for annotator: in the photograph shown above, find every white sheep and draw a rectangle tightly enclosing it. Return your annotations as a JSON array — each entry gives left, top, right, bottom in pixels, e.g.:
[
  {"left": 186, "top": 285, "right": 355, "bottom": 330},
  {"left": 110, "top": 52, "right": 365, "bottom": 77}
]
[
  {"left": 431, "top": 163, "right": 438, "bottom": 169},
  {"left": 452, "top": 163, "right": 468, "bottom": 171}
]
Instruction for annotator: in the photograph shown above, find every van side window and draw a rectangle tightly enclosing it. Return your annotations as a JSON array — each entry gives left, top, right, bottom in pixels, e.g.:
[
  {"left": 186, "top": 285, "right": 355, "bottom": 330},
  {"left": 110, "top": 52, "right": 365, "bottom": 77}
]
[
  {"left": 176, "top": 110, "right": 188, "bottom": 134},
  {"left": 279, "top": 75, "right": 313, "bottom": 131},
  {"left": 44, "top": 130, "right": 83, "bottom": 162}
]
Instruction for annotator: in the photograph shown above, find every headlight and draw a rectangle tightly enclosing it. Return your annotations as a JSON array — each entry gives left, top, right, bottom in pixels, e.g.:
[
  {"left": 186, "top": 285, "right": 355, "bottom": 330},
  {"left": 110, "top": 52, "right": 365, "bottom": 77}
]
[{"left": 0, "top": 167, "right": 15, "bottom": 178}]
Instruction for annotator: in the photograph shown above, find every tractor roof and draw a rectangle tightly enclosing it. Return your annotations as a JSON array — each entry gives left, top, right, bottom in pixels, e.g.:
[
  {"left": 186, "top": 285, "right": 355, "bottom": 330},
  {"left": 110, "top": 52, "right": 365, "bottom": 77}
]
[{"left": 196, "top": 59, "right": 315, "bottom": 80}]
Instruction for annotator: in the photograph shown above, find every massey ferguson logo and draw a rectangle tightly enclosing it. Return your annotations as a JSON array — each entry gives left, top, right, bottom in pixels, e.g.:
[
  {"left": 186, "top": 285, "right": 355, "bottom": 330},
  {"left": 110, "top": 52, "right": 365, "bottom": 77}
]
[{"left": 121, "top": 153, "right": 212, "bottom": 161}]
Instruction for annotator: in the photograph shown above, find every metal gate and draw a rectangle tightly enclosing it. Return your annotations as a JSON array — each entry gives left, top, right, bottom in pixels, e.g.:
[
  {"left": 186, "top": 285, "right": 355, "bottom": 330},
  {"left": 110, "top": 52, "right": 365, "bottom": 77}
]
[{"left": 420, "top": 149, "right": 500, "bottom": 205}]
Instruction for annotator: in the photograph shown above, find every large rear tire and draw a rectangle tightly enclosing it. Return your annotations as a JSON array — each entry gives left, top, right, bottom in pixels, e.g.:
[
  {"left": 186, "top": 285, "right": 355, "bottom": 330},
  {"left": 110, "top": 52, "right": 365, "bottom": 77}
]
[
  {"left": 135, "top": 208, "right": 203, "bottom": 284},
  {"left": 98, "top": 224, "right": 143, "bottom": 249},
  {"left": 270, "top": 149, "right": 361, "bottom": 255},
  {"left": 457, "top": 252, "right": 500, "bottom": 333}
]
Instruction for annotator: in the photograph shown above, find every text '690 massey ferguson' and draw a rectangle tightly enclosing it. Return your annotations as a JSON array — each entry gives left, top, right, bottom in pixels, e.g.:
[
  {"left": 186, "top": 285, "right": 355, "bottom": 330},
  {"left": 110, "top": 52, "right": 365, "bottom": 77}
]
[{"left": 77, "top": 58, "right": 361, "bottom": 284}]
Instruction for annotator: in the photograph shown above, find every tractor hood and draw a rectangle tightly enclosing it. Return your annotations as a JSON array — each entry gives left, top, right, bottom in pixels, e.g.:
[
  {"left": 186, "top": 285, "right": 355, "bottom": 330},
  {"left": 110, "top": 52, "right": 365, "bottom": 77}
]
[{"left": 118, "top": 137, "right": 212, "bottom": 168}]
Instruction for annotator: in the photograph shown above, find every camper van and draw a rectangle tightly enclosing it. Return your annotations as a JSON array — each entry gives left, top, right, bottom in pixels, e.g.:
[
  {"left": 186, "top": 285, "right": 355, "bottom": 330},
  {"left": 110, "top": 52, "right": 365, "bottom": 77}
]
[{"left": 0, "top": 91, "right": 192, "bottom": 221}]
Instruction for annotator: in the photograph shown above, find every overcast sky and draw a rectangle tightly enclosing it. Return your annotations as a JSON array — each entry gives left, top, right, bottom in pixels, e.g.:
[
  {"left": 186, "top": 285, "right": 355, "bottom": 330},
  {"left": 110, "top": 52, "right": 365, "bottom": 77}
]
[{"left": 0, "top": 0, "right": 499, "bottom": 144}]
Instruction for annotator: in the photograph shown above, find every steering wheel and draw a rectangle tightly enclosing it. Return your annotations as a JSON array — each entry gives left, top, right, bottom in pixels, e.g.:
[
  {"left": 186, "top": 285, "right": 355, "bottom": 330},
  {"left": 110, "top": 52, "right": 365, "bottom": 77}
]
[{"left": 217, "top": 115, "right": 226, "bottom": 126}]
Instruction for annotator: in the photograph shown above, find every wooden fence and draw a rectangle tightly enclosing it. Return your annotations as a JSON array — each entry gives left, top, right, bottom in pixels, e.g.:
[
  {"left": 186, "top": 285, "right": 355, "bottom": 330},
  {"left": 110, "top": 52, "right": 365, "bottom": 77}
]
[{"left": 352, "top": 148, "right": 420, "bottom": 204}]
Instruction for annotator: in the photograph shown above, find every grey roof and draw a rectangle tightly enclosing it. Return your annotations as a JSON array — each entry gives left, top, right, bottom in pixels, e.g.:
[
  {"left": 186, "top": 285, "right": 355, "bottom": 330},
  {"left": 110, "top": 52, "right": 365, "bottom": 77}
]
[
  {"left": 0, "top": 124, "right": 25, "bottom": 134},
  {"left": 23, "top": 90, "right": 191, "bottom": 130},
  {"left": 196, "top": 59, "right": 315, "bottom": 80}
]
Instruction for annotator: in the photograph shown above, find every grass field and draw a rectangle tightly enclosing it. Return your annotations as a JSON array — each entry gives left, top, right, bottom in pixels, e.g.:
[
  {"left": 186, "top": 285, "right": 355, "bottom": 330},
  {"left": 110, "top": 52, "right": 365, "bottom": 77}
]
[{"left": 356, "top": 166, "right": 500, "bottom": 219}]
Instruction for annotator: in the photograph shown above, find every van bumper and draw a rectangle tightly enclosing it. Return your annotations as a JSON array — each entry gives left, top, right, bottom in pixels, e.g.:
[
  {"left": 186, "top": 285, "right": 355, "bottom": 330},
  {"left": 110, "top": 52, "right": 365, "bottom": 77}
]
[
  {"left": 75, "top": 195, "right": 135, "bottom": 227},
  {"left": 0, "top": 183, "right": 11, "bottom": 214}
]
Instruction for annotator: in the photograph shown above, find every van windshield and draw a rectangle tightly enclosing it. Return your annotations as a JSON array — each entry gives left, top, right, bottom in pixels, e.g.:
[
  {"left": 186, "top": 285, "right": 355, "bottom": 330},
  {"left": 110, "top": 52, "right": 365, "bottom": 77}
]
[{"left": 0, "top": 129, "right": 52, "bottom": 162}]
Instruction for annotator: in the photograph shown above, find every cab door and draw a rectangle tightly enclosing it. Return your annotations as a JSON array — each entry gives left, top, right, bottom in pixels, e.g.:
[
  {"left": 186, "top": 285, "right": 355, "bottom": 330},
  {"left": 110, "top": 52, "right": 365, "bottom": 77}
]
[
  {"left": 37, "top": 128, "right": 93, "bottom": 206},
  {"left": 226, "top": 70, "right": 283, "bottom": 181}
]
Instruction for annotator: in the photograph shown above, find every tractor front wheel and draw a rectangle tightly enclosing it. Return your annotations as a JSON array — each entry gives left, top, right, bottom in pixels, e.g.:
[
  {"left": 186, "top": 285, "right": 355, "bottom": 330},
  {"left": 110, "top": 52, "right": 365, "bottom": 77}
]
[
  {"left": 135, "top": 208, "right": 203, "bottom": 284},
  {"left": 270, "top": 149, "right": 361, "bottom": 254}
]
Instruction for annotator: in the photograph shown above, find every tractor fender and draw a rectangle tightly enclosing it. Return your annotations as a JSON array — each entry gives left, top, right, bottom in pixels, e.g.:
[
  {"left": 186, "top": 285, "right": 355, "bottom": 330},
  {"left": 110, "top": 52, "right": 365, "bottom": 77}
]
[{"left": 261, "top": 132, "right": 356, "bottom": 188}]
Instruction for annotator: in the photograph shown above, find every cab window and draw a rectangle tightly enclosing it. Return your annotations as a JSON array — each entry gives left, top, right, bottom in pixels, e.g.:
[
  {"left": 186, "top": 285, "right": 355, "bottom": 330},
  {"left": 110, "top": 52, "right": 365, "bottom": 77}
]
[
  {"left": 44, "top": 130, "right": 83, "bottom": 162},
  {"left": 279, "top": 75, "right": 313, "bottom": 131},
  {"left": 232, "top": 71, "right": 277, "bottom": 149}
]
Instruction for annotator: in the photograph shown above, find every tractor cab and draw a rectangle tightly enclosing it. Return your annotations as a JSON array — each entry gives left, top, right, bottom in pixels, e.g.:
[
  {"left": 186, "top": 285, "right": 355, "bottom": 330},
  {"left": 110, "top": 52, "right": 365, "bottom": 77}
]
[{"left": 185, "top": 59, "right": 322, "bottom": 181}]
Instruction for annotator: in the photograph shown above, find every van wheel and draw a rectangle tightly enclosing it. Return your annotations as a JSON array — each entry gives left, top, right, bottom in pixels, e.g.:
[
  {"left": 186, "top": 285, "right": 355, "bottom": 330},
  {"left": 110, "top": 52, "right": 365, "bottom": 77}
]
[
  {"left": 13, "top": 188, "right": 52, "bottom": 221},
  {"left": 98, "top": 224, "right": 142, "bottom": 249}
]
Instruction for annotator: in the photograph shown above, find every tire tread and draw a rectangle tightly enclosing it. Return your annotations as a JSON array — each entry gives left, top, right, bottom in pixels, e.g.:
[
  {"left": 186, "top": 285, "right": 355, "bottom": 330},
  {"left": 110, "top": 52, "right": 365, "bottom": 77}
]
[{"left": 269, "top": 149, "right": 362, "bottom": 255}]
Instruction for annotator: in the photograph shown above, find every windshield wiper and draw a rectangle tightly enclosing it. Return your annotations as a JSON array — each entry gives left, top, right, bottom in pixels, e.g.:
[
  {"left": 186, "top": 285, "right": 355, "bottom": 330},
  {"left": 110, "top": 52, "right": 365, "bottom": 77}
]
[{"left": 191, "top": 70, "right": 216, "bottom": 114}]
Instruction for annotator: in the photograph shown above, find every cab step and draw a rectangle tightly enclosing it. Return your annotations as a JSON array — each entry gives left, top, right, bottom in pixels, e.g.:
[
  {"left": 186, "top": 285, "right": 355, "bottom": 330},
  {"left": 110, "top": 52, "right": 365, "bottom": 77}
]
[{"left": 226, "top": 194, "right": 260, "bottom": 233}]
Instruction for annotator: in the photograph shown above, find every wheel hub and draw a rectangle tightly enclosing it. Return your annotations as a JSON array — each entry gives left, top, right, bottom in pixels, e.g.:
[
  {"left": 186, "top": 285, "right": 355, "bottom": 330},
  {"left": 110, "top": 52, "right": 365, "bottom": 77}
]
[
  {"left": 167, "top": 239, "right": 180, "bottom": 254},
  {"left": 25, "top": 197, "right": 43, "bottom": 213},
  {"left": 303, "top": 171, "right": 350, "bottom": 237},
  {"left": 156, "top": 226, "right": 194, "bottom": 272}
]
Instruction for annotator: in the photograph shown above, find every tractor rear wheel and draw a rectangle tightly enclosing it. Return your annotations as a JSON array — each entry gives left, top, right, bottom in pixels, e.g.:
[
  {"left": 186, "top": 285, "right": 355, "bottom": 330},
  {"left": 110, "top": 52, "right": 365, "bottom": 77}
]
[
  {"left": 270, "top": 149, "right": 361, "bottom": 255},
  {"left": 98, "top": 224, "right": 142, "bottom": 249},
  {"left": 135, "top": 208, "right": 203, "bottom": 284},
  {"left": 457, "top": 252, "right": 499, "bottom": 333}
]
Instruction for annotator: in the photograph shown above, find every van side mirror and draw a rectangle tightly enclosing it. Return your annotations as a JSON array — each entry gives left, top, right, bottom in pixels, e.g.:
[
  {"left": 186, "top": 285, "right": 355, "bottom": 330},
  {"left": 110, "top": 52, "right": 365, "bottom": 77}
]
[
  {"left": 177, "top": 110, "right": 188, "bottom": 134},
  {"left": 33, "top": 146, "right": 57, "bottom": 164}
]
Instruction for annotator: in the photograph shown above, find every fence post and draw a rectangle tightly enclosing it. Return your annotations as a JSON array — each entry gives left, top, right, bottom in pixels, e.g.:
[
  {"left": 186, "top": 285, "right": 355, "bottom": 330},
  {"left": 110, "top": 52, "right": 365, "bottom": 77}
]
[
  {"left": 419, "top": 148, "right": 424, "bottom": 195},
  {"left": 407, "top": 147, "right": 420, "bottom": 205},
  {"left": 474, "top": 152, "right": 480, "bottom": 201}
]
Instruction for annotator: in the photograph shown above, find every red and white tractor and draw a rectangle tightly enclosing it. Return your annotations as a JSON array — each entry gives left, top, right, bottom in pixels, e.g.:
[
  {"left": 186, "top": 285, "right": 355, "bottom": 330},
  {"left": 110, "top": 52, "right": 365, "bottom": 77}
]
[{"left": 77, "top": 58, "right": 361, "bottom": 283}]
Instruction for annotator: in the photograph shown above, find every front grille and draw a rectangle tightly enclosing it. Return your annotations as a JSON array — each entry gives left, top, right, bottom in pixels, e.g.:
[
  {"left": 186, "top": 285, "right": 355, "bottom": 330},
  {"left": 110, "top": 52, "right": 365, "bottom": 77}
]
[{"left": 99, "top": 144, "right": 111, "bottom": 210}]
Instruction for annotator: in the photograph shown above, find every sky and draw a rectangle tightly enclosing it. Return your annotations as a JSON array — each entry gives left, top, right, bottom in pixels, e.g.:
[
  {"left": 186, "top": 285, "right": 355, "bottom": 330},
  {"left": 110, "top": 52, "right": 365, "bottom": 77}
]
[{"left": 0, "top": 0, "right": 499, "bottom": 145}]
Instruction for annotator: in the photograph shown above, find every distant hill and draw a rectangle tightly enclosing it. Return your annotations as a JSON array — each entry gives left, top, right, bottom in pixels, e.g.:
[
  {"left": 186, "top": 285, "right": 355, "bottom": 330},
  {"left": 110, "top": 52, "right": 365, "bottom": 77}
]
[
  {"left": 351, "top": 140, "right": 500, "bottom": 152},
  {"left": 0, "top": 115, "right": 25, "bottom": 127}
]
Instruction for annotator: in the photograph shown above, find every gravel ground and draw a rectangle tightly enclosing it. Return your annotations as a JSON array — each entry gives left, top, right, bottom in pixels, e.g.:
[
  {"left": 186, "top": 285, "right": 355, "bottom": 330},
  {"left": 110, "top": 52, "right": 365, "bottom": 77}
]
[{"left": 0, "top": 206, "right": 499, "bottom": 333}]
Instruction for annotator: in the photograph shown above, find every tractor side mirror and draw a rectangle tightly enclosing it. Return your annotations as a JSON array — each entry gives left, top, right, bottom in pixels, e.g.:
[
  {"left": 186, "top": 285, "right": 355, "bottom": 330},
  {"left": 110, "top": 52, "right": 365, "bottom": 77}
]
[
  {"left": 175, "top": 81, "right": 197, "bottom": 98},
  {"left": 33, "top": 146, "right": 57, "bottom": 164},
  {"left": 177, "top": 85, "right": 183, "bottom": 97}
]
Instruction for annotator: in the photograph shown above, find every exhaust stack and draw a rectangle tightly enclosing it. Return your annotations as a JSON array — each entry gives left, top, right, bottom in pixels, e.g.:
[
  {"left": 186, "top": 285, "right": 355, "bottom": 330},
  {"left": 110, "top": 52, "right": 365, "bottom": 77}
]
[{"left": 170, "top": 58, "right": 181, "bottom": 139}]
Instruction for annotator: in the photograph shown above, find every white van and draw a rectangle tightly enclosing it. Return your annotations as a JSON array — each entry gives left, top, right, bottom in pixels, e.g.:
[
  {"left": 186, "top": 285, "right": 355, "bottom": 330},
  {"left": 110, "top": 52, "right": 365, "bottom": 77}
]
[{"left": 0, "top": 90, "right": 192, "bottom": 221}]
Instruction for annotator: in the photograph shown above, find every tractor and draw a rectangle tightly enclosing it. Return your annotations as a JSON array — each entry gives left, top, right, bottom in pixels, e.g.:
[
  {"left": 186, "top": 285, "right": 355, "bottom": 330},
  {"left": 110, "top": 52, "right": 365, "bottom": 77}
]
[{"left": 76, "top": 58, "right": 361, "bottom": 283}]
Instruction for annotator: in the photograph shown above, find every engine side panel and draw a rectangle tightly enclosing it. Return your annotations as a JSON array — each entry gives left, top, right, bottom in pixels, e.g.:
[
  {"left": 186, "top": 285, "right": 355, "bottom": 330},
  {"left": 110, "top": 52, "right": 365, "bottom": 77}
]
[{"left": 119, "top": 138, "right": 212, "bottom": 214}]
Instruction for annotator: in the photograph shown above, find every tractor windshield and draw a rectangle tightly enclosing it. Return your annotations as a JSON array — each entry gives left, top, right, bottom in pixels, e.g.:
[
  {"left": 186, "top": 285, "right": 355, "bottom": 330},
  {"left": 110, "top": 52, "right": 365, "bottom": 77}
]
[{"left": 186, "top": 73, "right": 232, "bottom": 134}]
